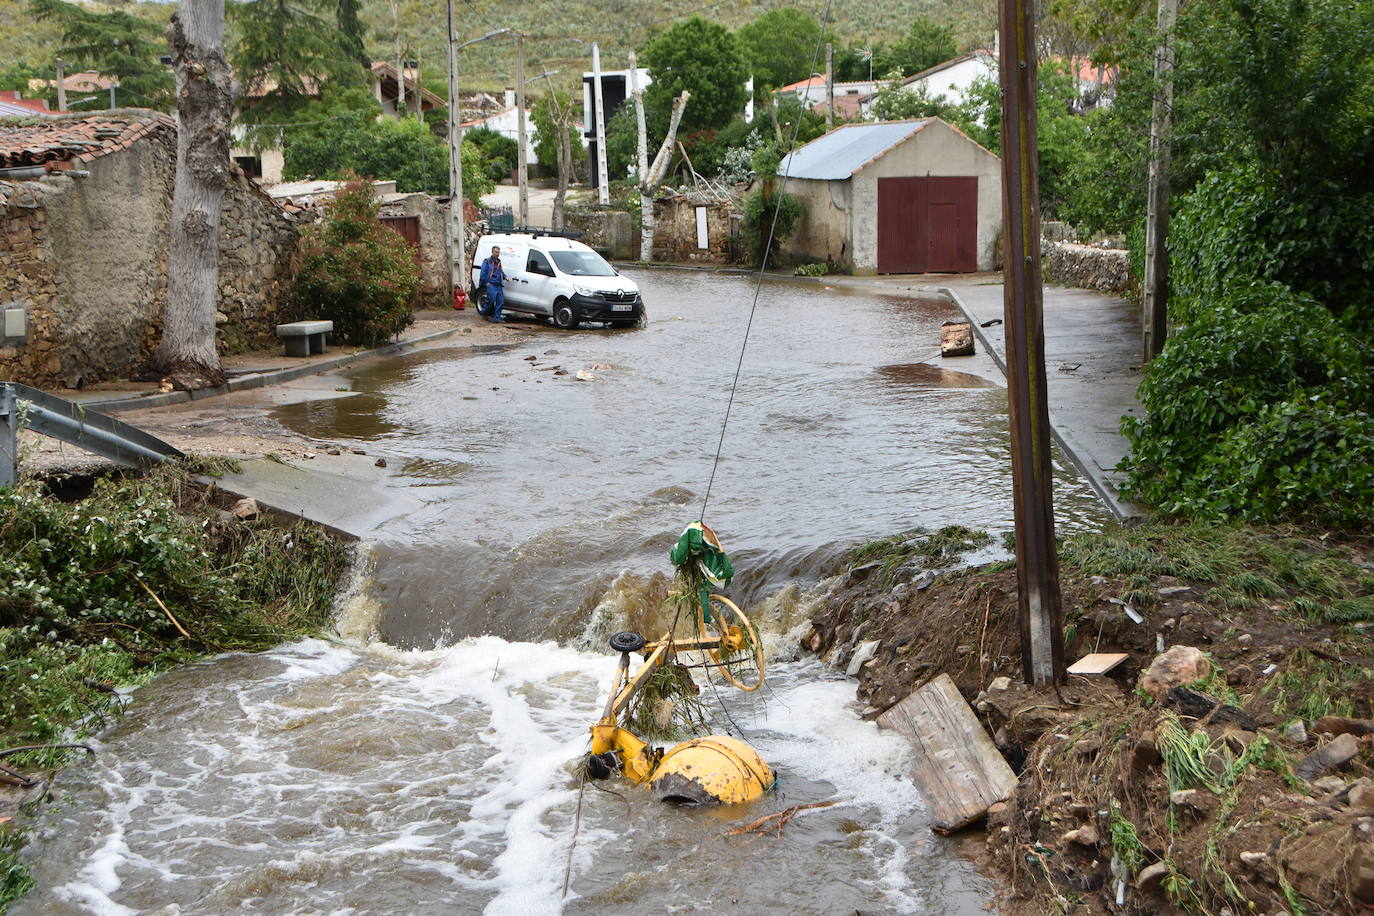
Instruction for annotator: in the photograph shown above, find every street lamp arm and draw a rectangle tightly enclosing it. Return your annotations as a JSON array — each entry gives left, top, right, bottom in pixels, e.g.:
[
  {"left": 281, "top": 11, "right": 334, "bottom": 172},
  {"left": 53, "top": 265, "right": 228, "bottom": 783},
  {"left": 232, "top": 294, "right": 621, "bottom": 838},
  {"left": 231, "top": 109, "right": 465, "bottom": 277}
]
[{"left": 455, "top": 27, "right": 513, "bottom": 51}]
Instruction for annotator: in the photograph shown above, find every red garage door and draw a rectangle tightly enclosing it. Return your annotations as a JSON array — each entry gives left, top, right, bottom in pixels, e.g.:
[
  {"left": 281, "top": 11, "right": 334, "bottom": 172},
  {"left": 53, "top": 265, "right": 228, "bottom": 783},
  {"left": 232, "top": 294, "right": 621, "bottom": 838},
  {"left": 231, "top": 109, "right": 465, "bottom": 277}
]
[{"left": 876, "top": 176, "right": 978, "bottom": 273}]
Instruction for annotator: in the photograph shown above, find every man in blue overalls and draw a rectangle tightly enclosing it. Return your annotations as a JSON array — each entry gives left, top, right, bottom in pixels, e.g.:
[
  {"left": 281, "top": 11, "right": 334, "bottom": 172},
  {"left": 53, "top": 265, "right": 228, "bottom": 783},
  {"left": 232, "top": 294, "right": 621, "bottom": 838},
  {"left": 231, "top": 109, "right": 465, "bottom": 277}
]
[{"left": 478, "top": 246, "right": 506, "bottom": 323}]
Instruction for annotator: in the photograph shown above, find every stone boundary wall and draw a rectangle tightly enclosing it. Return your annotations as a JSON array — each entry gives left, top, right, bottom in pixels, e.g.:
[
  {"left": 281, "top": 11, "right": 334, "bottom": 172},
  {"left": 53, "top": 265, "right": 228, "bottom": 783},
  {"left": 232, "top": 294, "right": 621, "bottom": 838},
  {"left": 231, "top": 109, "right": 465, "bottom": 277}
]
[
  {"left": 1041, "top": 240, "right": 1136, "bottom": 297},
  {"left": 650, "top": 195, "right": 738, "bottom": 264},
  {"left": 564, "top": 208, "right": 635, "bottom": 260},
  {"left": 378, "top": 193, "right": 449, "bottom": 309},
  {"left": 0, "top": 127, "right": 299, "bottom": 388}
]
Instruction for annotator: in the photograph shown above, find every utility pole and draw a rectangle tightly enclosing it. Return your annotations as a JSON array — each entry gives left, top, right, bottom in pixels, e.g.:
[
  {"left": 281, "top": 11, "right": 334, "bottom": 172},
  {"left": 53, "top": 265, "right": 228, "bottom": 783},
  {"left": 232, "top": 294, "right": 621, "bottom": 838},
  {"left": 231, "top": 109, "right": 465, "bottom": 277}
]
[
  {"left": 446, "top": 0, "right": 463, "bottom": 295},
  {"left": 55, "top": 58, "right": 67, "bottom": 111},
  {"left": 825, "top": 42, "right": 835, "bottom": 130},
  {"left": 515, "top": 31, "right": 528, "bottom": 228},
  {"left": 592, "top": 41, "right": 610, "bottom": 205},
  {"left": 998, "top": 0, "right": 1065, "bottom": 685},
  {"left": 1142, "top": 0, "right": 1178, "bottom": 362}
]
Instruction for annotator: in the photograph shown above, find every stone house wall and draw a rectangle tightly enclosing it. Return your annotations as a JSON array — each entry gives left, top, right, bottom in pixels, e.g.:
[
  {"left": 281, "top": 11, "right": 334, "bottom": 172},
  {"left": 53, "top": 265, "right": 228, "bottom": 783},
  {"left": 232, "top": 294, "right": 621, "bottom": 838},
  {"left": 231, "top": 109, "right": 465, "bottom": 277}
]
[
  {"left": 379, "top": 192, "right": 449, "bottom": 309},
  {"left": 0, "top": 122, "right": 298, "bottom": 388},
  {"left": 649, "top": 195, "right": 738, "bottom": 264}
]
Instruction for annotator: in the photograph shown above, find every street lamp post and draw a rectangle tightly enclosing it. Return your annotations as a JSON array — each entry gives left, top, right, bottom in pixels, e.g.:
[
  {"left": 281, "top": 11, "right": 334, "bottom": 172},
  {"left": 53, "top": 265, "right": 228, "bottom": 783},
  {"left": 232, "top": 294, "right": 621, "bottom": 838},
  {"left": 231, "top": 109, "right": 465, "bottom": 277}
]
[{"left": 446, "top": 19, "right": 512, "bottom": 296}]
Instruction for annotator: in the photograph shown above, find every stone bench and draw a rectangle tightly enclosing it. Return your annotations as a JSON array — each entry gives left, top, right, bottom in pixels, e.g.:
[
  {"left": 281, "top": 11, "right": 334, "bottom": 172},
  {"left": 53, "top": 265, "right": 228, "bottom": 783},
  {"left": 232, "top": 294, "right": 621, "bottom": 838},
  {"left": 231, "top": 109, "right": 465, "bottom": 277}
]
[{"left": 275, "top": 320, "right": 333, "bottom": 357}]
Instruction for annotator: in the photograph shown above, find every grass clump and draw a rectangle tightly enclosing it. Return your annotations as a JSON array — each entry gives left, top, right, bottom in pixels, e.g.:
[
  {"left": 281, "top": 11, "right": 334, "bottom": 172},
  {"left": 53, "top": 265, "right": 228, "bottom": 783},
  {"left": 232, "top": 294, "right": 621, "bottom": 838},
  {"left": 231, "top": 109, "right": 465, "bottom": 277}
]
[
  {"left": 852, "top": 525, "right": 993, "bottom": 585},
  {"left": 1263, "top": 648, "right": 1365, "bottom": 721},
  {"left": 1059, "top": 520, "right": 1373, "bottom": 624}
]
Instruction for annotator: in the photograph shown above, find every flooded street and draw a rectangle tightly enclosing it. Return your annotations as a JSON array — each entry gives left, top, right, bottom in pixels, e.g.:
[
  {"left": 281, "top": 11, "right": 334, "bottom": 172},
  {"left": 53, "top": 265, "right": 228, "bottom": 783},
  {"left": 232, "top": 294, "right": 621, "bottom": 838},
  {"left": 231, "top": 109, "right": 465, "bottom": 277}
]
[{"left": 17, "top": 270, "right": 1111, "bottom": 914}]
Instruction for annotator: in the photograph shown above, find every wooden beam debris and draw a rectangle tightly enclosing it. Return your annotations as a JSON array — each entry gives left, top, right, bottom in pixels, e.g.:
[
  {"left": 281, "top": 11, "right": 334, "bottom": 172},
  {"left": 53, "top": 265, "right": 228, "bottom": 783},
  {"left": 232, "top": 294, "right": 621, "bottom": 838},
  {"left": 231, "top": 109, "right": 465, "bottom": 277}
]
[{"left": 878, "top": 673, "right": 1018, "bottom": 834}]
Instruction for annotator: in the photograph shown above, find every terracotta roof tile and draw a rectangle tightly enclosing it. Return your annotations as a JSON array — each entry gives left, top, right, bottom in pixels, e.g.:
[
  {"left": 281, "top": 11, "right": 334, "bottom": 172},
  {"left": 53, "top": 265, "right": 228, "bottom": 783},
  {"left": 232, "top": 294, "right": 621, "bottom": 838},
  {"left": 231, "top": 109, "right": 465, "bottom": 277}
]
[{"left": 0, "top": 110, "right": 174, "bottom": 169}]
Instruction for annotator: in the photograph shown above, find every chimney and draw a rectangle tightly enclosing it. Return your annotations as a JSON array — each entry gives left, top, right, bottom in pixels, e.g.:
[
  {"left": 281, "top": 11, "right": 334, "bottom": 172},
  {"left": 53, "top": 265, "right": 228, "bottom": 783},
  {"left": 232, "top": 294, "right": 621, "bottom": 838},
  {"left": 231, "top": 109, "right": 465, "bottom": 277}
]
[{"left": 504, "top": 88, "right": 515, "bottom": 108}]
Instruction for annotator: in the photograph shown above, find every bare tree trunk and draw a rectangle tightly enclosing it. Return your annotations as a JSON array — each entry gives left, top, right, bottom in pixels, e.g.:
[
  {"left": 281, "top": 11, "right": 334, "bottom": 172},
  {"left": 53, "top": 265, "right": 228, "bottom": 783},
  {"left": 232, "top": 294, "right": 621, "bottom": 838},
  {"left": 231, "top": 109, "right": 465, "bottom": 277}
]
[
  {"left": 157, "top": 0, "right": 234, "bottom": 390},
  {"left": 552, "top": 120, "right": 569, "bottom": 229},
  {"left": 638, "top": 91, "right": 689, "bottom": 262}
]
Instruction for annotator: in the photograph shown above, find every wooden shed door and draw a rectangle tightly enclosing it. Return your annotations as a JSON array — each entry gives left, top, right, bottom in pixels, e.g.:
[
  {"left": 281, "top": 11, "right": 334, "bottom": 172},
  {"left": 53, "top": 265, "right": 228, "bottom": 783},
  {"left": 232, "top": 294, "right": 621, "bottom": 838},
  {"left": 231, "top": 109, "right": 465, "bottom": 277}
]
[
  {"left": 381, "top": 215, "right": 420, "bottom": 244},
  {"left": 877, "top": 176, "right": 978, "bottom": 273}
]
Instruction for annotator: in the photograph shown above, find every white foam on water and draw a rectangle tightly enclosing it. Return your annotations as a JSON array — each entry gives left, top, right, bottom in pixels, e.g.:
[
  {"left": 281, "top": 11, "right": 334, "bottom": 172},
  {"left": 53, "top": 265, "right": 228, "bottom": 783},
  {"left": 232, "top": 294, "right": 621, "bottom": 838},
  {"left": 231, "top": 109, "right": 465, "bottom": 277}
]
[
  {"left": 742, "top": 664, "right": 933, "bottom": 912},
  {"left": 21, "top": 630, "right": 984, "bottom": 914}
]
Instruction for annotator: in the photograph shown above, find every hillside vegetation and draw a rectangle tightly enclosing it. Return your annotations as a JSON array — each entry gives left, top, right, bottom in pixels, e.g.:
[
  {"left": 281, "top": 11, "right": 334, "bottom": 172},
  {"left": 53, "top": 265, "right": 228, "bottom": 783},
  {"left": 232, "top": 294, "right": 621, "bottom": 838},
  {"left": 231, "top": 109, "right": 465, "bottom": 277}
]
[{"left": 4, "top": 0, "right": 992, "bottom": 95}]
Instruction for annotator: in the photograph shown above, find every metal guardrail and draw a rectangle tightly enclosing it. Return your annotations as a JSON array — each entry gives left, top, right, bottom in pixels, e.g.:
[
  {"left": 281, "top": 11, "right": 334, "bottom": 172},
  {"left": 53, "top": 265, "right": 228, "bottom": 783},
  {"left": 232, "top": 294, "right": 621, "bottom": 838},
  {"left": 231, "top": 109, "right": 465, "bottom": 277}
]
[{"left": 0, "top": 382, "right": 184, "bottom": 488}]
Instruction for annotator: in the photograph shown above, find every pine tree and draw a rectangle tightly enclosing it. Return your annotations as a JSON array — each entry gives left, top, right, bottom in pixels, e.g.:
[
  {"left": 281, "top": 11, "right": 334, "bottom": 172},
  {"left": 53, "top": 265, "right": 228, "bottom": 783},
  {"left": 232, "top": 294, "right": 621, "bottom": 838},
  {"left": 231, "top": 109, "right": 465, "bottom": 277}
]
[
  {"left": 29, "top": 0, "right": 174, "bottom": 109},
  {"left": 229, "top": 0, "right": 364, "bottom": 127}
]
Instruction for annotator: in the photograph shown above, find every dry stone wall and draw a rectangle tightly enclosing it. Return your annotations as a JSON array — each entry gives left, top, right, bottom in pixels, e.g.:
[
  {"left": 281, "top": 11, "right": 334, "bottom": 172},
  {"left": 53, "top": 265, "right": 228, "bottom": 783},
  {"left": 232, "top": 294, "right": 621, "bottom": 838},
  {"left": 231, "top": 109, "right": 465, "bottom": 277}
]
[
  {"left": 1, "top": 125, "right": 299, "bottom": 388},
  {"left": 649, "top": 194, "right": 738, "bottom": 264},
  {"left": 1041, "top": 240, "right": 1135, "bottom": 297}
]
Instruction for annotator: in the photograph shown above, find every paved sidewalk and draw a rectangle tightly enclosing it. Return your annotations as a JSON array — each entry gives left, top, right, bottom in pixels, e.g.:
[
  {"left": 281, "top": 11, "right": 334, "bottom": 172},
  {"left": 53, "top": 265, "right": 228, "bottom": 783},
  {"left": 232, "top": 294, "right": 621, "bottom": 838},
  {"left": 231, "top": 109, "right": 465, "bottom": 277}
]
[
  {"left": 938, "top": 277, "right": 1144, "bottom": 521},
  {"left": 46, "top": 308, "right": 520, "bottom": 414}
]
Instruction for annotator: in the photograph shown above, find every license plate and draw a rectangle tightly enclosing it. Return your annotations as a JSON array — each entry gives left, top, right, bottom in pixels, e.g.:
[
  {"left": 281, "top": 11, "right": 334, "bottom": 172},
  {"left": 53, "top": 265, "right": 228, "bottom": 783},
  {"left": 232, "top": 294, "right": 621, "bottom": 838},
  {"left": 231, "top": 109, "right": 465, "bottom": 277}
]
[{"left": 611, "top": 303, "right": 633, "bottom": 311}]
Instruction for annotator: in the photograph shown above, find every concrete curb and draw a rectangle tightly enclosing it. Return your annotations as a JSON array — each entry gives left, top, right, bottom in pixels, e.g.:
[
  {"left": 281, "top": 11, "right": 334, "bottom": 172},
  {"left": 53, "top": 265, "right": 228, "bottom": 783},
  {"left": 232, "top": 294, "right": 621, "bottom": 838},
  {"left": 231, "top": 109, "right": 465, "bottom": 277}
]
[
  {"left": 940, "top": 285, "right": 1141, "bottom": 523},
  {"left": 76, "top": 326, "right": 466, "bottom": 415}
]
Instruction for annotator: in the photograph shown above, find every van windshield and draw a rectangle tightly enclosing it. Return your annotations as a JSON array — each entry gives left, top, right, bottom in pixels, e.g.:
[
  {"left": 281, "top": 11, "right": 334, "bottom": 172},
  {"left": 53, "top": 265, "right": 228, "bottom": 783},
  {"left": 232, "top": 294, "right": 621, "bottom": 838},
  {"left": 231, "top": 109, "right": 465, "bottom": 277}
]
[{"left": 550, "top": 250, "right": 617, "bottom": 277}]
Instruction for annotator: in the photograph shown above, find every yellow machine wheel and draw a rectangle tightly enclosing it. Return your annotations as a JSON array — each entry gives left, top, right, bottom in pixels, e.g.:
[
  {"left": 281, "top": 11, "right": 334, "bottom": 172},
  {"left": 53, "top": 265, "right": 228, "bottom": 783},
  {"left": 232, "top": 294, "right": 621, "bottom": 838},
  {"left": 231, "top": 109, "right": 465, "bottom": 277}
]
[
  {"left": 700, "top": 595, "right": 766, "bottom": 692},
  {"left": 649, "top": 735, "right": 775, "bottom": 805}
]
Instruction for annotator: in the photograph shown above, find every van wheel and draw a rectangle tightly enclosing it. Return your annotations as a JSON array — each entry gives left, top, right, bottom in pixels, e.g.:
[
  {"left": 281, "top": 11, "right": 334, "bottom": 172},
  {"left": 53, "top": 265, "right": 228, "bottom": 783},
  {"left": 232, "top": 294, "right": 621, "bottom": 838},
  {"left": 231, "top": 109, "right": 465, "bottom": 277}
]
[{"left": 553, "top": 300, "right": 579, "bottom": 329}]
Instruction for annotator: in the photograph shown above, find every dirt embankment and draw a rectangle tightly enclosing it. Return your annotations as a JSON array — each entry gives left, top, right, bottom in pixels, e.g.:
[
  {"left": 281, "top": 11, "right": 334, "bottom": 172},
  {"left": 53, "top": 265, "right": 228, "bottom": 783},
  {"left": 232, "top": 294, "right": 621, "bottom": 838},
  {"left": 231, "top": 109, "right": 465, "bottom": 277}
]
[{"left": 805, "top": 525, "right": 1374, "bottom": 914}]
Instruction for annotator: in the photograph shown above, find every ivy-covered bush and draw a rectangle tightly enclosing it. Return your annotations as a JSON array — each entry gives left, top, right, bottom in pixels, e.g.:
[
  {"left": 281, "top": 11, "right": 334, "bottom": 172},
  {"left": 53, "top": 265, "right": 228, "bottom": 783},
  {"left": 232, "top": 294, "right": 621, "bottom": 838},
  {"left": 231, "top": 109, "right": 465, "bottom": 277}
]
[
  {"left": 1169, "top": 163, "right": 1374, "bottom": 337},
  {"left": 741, "top": 187, "right": 803, "bottom": 268},
  {"left": 1121, "top": 285, "right": 1374, "bottom": 528},
  {"left": 290, "top": 177, "right": 420, "bottom": 347}
]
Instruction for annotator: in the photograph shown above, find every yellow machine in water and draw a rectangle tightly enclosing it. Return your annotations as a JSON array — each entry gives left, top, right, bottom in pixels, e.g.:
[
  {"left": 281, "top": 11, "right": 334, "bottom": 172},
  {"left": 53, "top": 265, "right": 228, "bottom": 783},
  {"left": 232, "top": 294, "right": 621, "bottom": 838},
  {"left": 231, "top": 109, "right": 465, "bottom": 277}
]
[{"left": 588, "top": 594, "right": 775, "bottom": 805}]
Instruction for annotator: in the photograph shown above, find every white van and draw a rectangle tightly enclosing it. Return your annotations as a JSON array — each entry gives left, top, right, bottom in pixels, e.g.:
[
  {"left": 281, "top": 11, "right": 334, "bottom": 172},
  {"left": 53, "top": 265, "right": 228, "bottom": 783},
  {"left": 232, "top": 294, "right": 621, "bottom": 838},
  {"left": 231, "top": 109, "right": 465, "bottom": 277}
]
[{"left": 470, "top": 232, "right": 645, "bottom": 329}]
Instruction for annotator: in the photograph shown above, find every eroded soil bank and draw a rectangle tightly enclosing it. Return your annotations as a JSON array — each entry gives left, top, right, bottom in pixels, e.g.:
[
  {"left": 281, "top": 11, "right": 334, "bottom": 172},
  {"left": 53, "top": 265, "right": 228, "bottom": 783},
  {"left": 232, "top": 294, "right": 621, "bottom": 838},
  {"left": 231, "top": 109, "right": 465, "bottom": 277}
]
[{"left": 805, "top": 523, "right": 1374, "bottom": 914}]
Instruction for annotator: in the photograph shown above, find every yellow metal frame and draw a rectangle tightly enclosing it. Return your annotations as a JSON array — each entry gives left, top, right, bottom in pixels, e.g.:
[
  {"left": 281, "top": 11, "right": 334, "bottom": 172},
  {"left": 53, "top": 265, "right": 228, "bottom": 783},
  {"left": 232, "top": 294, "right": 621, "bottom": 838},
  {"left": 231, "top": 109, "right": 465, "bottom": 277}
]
[{"left": 589, "top": 596, "right": 765, "bottom": 786}]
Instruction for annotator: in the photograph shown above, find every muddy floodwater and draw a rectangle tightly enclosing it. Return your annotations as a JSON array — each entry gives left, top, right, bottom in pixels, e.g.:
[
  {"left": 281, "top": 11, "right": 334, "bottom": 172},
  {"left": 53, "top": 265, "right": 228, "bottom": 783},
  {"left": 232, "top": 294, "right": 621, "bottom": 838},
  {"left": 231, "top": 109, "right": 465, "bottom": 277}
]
[{"left": 18, "top": 271, "right": 1111, "bottom": 914}]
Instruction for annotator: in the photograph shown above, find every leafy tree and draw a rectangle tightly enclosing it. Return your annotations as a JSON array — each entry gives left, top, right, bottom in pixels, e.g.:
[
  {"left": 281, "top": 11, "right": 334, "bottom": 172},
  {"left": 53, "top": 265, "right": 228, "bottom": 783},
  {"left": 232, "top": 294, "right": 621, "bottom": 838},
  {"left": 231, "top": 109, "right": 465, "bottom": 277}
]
[
  {"left": 1118, "top": 0, "right": 1374, "bottom": 527},
  {"left": 291, "top": 176, "right": 419, "bottom": 346},
  {"left": 833, "top": 42, "right": 891, "bottom": 83},
  {"left": 736, "top": 9, "right": 826, "bottom": 92},
  {"left": 0, "top": 62, "right": 39, "bottom": 93},
  {"left": 946, "top": 63, "right": 1090, "bottom": 220},
  {"left": 229, "top": 0, "right": 364, "bottom": 126},
  {"left": 466, "top": 126, "right": 518, "bottom": 183},
  {"left": 641, "top": 16, "right": 748, "bottom": 138},
  {"left": 886, "top": 15, "right": 957, "bottom": 78},
  {"left": 28, "top": 0, "right": 174, "bottom": 109},
  {"left": 868, "top": 82, "right": 961, "bottom": 121},
  {"left": 604, "top": 101, "right": 643, "bottom": 179},
  {"left": 531, "top": 88, "right": 585, "bottom": 178},
  {"left": 281, "top": 87, "right": 492, "bottom": 200},
  {"left": 741, "top": 143, "right": 804, "bottom": 267}
]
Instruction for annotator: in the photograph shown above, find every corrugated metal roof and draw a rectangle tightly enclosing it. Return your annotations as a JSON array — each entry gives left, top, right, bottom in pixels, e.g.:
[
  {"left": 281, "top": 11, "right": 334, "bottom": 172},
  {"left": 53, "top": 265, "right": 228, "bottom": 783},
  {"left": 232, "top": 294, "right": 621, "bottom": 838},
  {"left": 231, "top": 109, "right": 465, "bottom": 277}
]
[{"left": 778, "top": 120, "right": 928, "bottom": 181}]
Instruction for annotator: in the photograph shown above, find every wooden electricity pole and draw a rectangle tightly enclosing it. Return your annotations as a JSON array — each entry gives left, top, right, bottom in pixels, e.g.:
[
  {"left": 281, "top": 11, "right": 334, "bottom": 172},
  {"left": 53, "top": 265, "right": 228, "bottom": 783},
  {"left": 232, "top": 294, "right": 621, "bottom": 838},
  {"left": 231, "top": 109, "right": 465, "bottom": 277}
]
[
  {"left": 1142, "top": 0, "right": 1178, "bottom": 361},
  {"left": 825, "top": 42, "right": 835, "bottom": 131},
  {"left": 998, "top": 0, "right": 1065, "bottom": 685}
]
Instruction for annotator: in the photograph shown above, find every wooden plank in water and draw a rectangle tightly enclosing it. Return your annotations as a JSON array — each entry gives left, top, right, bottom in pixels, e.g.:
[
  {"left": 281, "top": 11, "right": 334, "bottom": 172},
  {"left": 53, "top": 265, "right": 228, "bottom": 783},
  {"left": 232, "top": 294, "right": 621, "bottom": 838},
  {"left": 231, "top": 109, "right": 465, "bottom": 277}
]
[
  {"left": 878, "top": 672, "right": 1018, "bottom": 834},
  {"left": 1067, "top": 652, "right": 1129, "bottom": 675}
]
